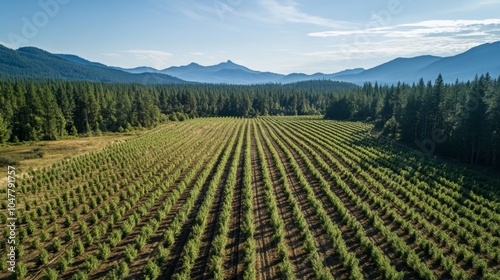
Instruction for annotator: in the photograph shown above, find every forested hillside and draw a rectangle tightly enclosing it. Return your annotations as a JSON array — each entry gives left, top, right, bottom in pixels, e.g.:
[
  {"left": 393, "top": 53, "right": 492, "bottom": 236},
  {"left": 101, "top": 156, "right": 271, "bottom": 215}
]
[
  {"left": 325, "top": 74, "right": 500, "bottom": 167},
  {"left": 0, "top": 45, "right": 185, "bottom": 84},
  {"left": 0, "top": 79, "right": 353, "bottom": 143}
]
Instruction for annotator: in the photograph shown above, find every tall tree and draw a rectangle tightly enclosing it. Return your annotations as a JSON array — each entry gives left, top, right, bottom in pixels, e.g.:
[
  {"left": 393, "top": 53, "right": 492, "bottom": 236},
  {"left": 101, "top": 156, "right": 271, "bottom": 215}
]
[
  {"left": 487, "top": 85, "right": 500, "bottom": 166},
  {"left": 0, "top": 113, "right": 11, "bottom": 144},
  {"left": 22, "top": 83, "right": 44, "bottom": 140},
  {"left": 39, "top": 87, "right": 64, "bottom": 140}
]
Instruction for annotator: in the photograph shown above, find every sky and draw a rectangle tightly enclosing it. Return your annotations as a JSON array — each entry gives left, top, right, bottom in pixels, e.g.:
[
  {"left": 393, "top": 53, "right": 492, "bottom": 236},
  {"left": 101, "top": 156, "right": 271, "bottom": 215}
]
[{"left": 1, "top": 0, "right": 500, "bottom": 74}]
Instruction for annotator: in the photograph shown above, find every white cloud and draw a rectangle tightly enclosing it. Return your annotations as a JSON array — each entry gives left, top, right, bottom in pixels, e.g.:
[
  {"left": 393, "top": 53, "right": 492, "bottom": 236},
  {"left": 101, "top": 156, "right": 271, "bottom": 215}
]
[
  {"left": 308, "top": 18, "right": 500, "bottom": 38},
  {"left": 303, "top": 37, "right": 486, "bottom": 63},
  {"left": 256, "top": 0, "right": 348, "bottom": 28},
  {"left": 218, "top": 0, "right": 353, "bottom": 28},
  {"left": 190, "top": 52, "right": 204, "bottom": 56},
  {"left": 124, "top": 49, "right": 173, "bottom": 69},
  {"left": 179, "top": 8, "right": 206, "bottom": 22},
  {"left": 101, "top": 52, "right": 121, "bottom": 58},
  {"left": 305, "top": 18, "right": 500, "bottom": 61},
  {"left": 399, "top": 19, "right": 500, "bottom": 28}
]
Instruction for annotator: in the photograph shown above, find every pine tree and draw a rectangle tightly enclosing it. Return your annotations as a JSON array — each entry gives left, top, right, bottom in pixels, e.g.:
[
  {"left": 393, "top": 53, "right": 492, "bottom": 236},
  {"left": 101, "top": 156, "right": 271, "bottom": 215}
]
[
  {"left": 487, "top": 86, "right": 500, "bottom": 166},
  {"left": 55, "top": 83, "right": 75, "bottom": 134},
  {"left": 0, "top": 113, "right": 11, "bottom": 144},
  {"left": 23, "top": 83, "right": 44, "bottom": 140},
  {"left": 40, "top": 87, "right": 64, "bottom": 140},
  {"left": 467, "top": 75, "right": 489, "bottom": 164}
]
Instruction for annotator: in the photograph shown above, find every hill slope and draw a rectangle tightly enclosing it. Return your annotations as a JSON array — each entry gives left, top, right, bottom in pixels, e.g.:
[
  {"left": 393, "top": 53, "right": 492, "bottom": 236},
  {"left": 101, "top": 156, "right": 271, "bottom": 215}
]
[
  {"left": 416, "top": 41, "right": 500, "bottom": 82},
  {"left": 0, "top": 45, "right": 185, "bottom": 84},
  {"left": 336, "top": 42, "right": 500, "bottom": 84}
]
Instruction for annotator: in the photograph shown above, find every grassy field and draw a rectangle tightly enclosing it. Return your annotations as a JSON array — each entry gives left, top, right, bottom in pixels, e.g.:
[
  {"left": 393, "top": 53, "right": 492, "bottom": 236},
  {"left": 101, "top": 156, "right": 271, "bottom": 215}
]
[
  {"left": 0, "top": 134, "right": 136, "bottom": 189},
  {"left": 1, "top": 117, "right": 499, "bottom": 279}
]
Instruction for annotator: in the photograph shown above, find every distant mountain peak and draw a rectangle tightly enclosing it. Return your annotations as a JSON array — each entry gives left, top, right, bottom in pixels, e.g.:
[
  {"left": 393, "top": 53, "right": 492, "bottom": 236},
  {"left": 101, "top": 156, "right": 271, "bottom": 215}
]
[{"left": 217, "top": 60, "right": 239, "bottom": 67}]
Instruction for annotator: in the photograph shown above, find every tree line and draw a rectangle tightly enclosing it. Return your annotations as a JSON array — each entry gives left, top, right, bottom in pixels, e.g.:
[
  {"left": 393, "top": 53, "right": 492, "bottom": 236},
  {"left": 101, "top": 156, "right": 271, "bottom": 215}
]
[
  {"left": 0, "top": 79, "right": 352, "bottom": 143},
  {"left": 2, "top": 75, "right": 498, "bottom": 168},
  {"left": 325, "top": 74, "right": 500, "bottom": 167}
]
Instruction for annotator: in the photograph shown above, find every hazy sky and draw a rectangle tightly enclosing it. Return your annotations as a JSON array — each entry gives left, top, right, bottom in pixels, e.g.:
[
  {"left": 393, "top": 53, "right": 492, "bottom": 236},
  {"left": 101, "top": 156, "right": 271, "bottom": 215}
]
[{"left": 1, "top": 0, "right": 500, "bottom": 74}]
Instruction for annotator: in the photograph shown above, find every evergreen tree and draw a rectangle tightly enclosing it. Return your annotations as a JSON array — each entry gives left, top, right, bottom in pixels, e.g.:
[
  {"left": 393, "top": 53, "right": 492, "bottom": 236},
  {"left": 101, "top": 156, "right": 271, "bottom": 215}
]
[
  {"left": 56, "top": 83, "right": 75, "bottom": 134},
  {"left": 40, "top": 87, "right": 65, "bottom": 140},
  {"left": 487, "top": 85, "right": 500, "bottom": 166},
  {"left": 23, "top": 83, "right": 44, "bottom": 140},
  {"left": 0, "top": 113, "right": 11, "bottom": 144}
]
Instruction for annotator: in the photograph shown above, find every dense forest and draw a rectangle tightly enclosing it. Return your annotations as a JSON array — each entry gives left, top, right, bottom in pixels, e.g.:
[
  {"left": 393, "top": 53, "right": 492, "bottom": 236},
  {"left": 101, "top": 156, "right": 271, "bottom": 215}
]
[
  {"left": 0, "top": 79, "right": 354, "bottom": 143},
  {"left": 325, "top": 74, "right": 500, "bottom": 167},
  {"left": 2, "top": 75, "right": 499, "bottom": 168}
]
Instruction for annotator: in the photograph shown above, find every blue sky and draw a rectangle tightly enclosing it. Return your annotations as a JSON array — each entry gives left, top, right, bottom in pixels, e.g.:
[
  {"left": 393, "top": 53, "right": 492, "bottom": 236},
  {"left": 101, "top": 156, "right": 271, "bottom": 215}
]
[{"left": 1, "top": 0, "right": 500, "bottom": 74}]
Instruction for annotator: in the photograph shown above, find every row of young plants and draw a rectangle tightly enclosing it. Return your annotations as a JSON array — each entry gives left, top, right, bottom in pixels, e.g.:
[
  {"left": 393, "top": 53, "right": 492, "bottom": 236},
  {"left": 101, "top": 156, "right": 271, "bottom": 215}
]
[
  {"left": 41, "top": 121, "right": 226, "bottom": 279},
  {"left": 23, "top": 122, "right": 196, "bottom": 218},
  {"left": 326, "top": 120, "right": 500, "bottom": 233},
  {"left": 263, "top": 118, "right": 406, "bottom": 279},
  {"left": 11, "top": 120, "right": 225, "bottom": 279},
  {"left": 278, "top": 118, "right": 495, "bottom": 278},
  {"left": 10, "top": 126, "right": 185, "bottom": 277},
  {"left": 289, "top": 118, "right": 497, "bottom": 249},
  {"left": 268, "top": 118, "right": 445, "bottom": 279},
  {"left": 207, "top": 120, "right": 246, "bottom": 279},
  {"left": 90, "top": 122, "right": 230, "bottom": 279},
  {"left": 18, "top": 122, "right": 192, "bottom": 212},
  {"left": 11, "top": 121, "right": 195, "bottom": 252},
  {"left": 251, "top": 119, "right": 294, "bottom": 279},
  {"left": 172, "top": 121, "right": 244, "bottom": 279},
  {"left": 125, "top": 119, "right": 239, "bottom": 279},
  {"left": 263, "top": 119, "right": 398, "bottom": 280},
  {"left": 295, "top": 119, "right": 500, "bottom": 266},
  {"left": 328, "top": 120, "right": 500, "bottom": 220},
  {"left": 154, "top": 120, "right": 242, "bottom": 279},
  {"left": 256, "top": 121, "right": 334, "bottom": 280},
  {"left": 241, "top": 122, "right": 257, "bottom": 280},
  {"left": 372, "top": 130, "right": 499, "bottom": 209}
]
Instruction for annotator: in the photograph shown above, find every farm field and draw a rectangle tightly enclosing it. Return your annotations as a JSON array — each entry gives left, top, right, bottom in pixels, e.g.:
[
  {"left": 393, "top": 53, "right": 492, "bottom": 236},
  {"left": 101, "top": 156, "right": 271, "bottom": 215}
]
[{"left": 2, "top": 116, "right": 500, "bottom": 280}]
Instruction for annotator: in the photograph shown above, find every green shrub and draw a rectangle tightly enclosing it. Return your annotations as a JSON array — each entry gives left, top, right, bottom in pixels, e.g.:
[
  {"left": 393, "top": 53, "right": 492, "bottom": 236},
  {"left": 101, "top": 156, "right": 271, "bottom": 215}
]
[
  {"left": 74, "top": 238, "right": 85, "bottom": 256},
  {"left": 143, "top": 260, "right": 160, "bottom": 280},
  {"left": 15, "top": 262, "right": 28, "bottom": 280},
  {"left": 98, "top": 243, "right": 111, "bottom": 260},
  {"left": 84, "top": 255, "right": 99, "bottom": 273},
  {"left": 39, "top": 249, "right": 49, "bottom": 265},
  {"left": 65, "top": 229, "right": 74, "bottom": 241},
  {"left": 43, "top": 268, "right": 58, "bottom": 280},
  {"left": 0, "top": 257, "right": 6, "bottom": 271},
  {"left": 51, "top": 237, "right": 61, "bottom": 252},
  {"left": 72, "top": 270, "right": 88, "bottom": 280},
  {"left": 124, "top": 245, "right": 137, "bottom": 263},
  {"left": 32, "top": 237, "right": 41, "bottom": 249},
  {"left": 58, "top": 258, "right": 69, "bottom": 272}
]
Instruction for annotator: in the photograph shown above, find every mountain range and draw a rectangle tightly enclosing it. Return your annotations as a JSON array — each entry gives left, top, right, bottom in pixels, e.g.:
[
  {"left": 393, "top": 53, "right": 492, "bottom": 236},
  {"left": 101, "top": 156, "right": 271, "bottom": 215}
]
[
  {"left": 1, "top": 41, "right": 499, "bottom": 85},
  {"left": 0, "top": 45, "right": 184, "bottom": 84}
]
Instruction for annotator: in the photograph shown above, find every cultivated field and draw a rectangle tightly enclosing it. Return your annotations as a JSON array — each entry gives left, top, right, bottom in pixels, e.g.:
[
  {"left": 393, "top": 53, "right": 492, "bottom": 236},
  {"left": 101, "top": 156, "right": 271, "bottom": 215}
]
[{"left": 1, "top": 116, "right": 499, "bottom": 279}]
